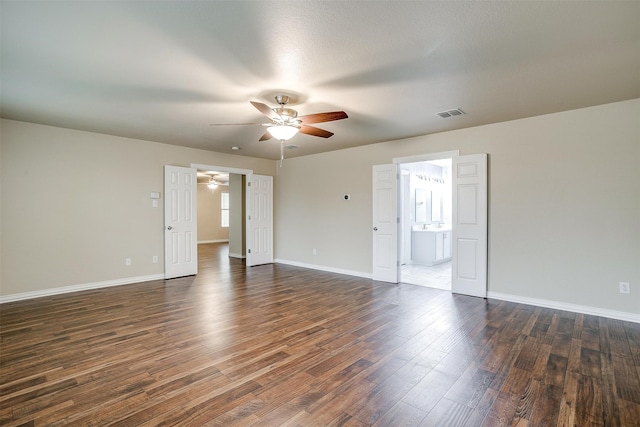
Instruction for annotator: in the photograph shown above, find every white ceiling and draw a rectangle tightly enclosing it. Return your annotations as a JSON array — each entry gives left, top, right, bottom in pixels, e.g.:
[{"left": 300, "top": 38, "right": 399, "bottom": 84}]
[{"left": 1, "top": 1, "right": 638, "bottom": 160}]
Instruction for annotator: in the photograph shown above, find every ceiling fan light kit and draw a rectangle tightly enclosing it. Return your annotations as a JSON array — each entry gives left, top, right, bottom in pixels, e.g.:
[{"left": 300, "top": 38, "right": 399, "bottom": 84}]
[{"left": 266, "top": 124, "right": 299, "bottom": 141}]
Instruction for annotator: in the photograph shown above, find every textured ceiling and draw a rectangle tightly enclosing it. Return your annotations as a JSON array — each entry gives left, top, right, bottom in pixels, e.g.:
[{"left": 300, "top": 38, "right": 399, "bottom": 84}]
[{"left": 1, "top": 1, "right": 639, "bottom": 160}]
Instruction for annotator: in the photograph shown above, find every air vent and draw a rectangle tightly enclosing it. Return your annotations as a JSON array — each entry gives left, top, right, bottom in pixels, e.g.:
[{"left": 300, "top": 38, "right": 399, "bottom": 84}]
[
  {"left": 284, "top": 144, "right": 300, "bottom": 150},
  {"left": 435, "top": 108, "right": 465, "bottom": 118}
]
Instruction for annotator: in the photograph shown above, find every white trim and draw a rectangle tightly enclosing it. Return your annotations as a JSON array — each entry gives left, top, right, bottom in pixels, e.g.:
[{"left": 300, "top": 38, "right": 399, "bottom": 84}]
[
  {"left": 191, "top": 163, "right": 253, "bottom": 176},
  {"left": 488, "top": 291, "right": 640, "bottom": 324},
  {"left": 229, "top": 252, "right": 246, "bottom": 259},
  {"left": 275, "top": 259, "right": 372, "bottom": 280},
  {"left": 198, "top": 239, "right": 229, "bottom": 244},
  {"left": 0, "top": 274, "right": 165, "bottom": 304},
  {"left": 393, "top": 150, "right": 460, "bottom": 165}
]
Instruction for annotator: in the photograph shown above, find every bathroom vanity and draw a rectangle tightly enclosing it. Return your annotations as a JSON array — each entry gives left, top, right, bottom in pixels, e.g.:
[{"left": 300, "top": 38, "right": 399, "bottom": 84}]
[{"left": 412, "top": 226, "right": 452, "bottom": 266}]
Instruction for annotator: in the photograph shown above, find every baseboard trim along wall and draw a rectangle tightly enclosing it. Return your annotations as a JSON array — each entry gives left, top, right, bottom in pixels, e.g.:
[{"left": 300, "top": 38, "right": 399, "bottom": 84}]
[
  {"left": 275, "top": 259, "right": 372, "bottom": 280},
  {"left": 197, "top": 239, "right": 229, "bottom": 244},
  {"left": 228, "top": 253, "right": 246, "bottom": 259},
  {"left": 488, "top": 291, "right": 640, "bottom": 324},
  {"left": 3, "top": 270, "right": 636, "bottom": 325},
  {"left": 0, "top": 274, "right": 165, "bottom": 304}
]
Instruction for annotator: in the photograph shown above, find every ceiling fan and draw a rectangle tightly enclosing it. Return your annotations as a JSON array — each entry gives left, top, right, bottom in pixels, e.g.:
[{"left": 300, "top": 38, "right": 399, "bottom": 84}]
[{"left": 211, "top": 95, "right": 348, "bottom": 143}]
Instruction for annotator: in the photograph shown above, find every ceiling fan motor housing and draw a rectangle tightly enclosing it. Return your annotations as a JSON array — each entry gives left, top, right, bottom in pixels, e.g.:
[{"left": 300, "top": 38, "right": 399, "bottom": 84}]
[{"left": 273, "top": 107, "right": 298, "bottom": 123}]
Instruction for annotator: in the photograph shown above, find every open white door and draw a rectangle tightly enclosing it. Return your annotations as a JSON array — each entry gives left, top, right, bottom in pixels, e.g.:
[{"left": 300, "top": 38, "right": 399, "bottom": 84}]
[
  {"left": 372, "top": 164, "right": 399, "bottom": 283},
  {"left": 246, "top": 174, "right": 273, "bottom": 267},
  {"left": 452, "top": 154, "right": 487, "bottom": 297},
  {"left": 164, "top": 165, "right": 197, "bottom": 279}
]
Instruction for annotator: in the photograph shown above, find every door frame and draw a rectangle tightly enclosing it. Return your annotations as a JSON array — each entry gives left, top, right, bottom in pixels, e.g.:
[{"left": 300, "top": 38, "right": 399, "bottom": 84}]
[
  {"left": 392, "top": 151, "right": 459, "bottom": 287},
  {"left": 191, "top": 163, "right": 257, "bottom": 268}
]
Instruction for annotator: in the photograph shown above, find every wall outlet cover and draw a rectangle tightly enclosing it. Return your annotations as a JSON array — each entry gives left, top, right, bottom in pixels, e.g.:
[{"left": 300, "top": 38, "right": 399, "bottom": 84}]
[{"left": 619, "top": 282, "right": 630, "bottom": 294}]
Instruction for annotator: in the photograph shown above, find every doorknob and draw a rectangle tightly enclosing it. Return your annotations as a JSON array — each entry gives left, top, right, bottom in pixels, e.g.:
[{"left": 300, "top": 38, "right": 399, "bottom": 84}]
[
  {"left": 167, "top": 226, "right": 173, "bottom": 230},
  {"left": 373, "top": 227, "right": 378, "bottom": 231}
]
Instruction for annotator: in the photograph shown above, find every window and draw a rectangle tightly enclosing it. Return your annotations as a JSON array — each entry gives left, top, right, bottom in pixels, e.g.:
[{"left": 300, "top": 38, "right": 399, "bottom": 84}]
[{"left": 221, "top": 192, "right": 229, "bottom": 227}]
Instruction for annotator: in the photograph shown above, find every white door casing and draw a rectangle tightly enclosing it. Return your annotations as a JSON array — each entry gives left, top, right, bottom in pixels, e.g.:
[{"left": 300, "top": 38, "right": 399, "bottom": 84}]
[
  {"left": 401, "top": 171, "right": 412, "bottom": 265},
  {"left": 452, "top": 154, "right": 488, "bottom": 298},
  {"left": 246, "top": 174, "right": 273, "bottom": 267},
  {"left": 164, "top": 165, "right": 197, "bottom": 279},
  {"left": 372, "top": 164, "right": 399, "bottom": 283}
]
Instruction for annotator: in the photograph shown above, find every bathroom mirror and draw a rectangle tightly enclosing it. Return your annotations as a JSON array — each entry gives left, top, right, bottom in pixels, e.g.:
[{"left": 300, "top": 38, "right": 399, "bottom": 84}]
[
  {"left": 415, "top": 189, "right": 427, "bottom": 222},
  {"left": 431, "top": 190, "right": 442, "bottom": 222}
]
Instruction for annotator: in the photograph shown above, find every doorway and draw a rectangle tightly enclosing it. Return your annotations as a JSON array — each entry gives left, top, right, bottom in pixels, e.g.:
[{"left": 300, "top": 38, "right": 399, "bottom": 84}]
[
  {"left": 373, "top": 151, "right": 487, "bottom": 297},
  {"left": 191, "top": 163, "right": 252, "bottom": 271},
  {"left": 190, "top": 163, "right": 273, "bottom": 269},
  {"left": 398, "top": 158, "right": 453, "bottom": 291}
]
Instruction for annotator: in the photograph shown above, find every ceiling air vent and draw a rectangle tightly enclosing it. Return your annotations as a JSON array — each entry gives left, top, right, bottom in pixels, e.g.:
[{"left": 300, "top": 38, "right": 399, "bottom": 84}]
[
  {"left": 435, "top": 108, "right": 465, "bottom": 118},
  {"left": 284, "top": 144, "right": 300, "bottom": 150}
]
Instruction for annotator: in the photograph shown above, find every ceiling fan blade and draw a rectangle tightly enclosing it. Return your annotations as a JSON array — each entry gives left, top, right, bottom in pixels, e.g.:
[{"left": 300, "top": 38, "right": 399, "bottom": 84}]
[
  {"left": 258, "top": 131, "right": 273, "bottom": 142},
  {"left": 250, "top": 101, "right": 282, "bottom": 121},
  {"left": 298, "top": 111, "right": 348, "bottom": 125},
  {"left": 299, "top": 125, "right": 334, "bottom": 138}
]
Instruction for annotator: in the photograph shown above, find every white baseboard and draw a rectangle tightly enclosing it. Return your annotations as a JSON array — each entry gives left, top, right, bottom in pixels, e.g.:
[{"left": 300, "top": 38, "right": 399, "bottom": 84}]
[
  {"left": 198, "top": 239, "right": 229, "bottom": 244},
  {"left": 0, "top": 274, "right": 165, "bottom": 304},
  {"left": 229, "top": 253, "right": 245, "bottom": 259},
  {"left": 4, "top": 270, "right": 635, "bottom": 325},
  {"left": 488, "top": 291, "right": 640, "bottom": 324},
  {"left": 275, "top": 258, "right": 372, "bottom": 279}
]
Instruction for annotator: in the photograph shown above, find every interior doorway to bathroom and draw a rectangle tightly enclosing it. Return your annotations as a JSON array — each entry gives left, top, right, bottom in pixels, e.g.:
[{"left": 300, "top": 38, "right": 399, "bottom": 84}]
[{"left": 399, "top": 157, "right": 453, "bottom": 291}]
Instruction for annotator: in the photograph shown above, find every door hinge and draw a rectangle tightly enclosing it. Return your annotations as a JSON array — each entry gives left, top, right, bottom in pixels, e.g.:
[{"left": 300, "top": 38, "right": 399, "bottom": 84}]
[
  {"left": 248, "top": 249, "right": 251, "bottom": 254},
  {"left": 397, "top": 217, "right": 400, "bottom": 223},
  {"left": 248, "top": 215, "right": 251, "bottom": 220},
  {"left": 248, "top": 181, "right": 252, "bottom": 187}
]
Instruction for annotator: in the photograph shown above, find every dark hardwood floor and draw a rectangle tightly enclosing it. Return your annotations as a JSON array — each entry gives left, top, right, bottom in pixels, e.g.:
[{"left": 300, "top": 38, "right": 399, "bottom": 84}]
[{"left": 1, "top": 243, "right": 639, "bottom": 426}]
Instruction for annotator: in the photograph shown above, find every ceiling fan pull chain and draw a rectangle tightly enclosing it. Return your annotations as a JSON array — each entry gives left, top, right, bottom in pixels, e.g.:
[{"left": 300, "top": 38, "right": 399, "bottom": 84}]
[{"left": 280, "top": 140, "right": 284, "bottom": 167}]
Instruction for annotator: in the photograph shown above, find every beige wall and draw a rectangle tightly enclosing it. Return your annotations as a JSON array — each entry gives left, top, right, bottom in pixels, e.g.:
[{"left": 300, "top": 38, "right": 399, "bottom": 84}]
[
  {"left": 0, "top": 119, "right": 276, "bottom": 297},
  {"left": 276, "top": 99, "right": 640, "bottom": 316},
  {"left": 2, "top": 99, "right": 638, "bottom": 318},
  {"left": 196, "top": 183, "right": 229, "bottom": 243}
]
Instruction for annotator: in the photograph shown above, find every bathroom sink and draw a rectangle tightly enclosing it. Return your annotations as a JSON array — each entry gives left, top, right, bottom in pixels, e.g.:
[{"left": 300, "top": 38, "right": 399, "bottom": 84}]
[{"left": 413, "top": 225, "right": 451, "bottom": 232}]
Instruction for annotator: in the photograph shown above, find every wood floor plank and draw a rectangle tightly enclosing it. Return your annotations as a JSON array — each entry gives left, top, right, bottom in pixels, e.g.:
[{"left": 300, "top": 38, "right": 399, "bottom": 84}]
[
  {"left": 372, "top": 400, "right": 427, "bottom": 426},
  {"left": 574, "top": 374, "right": 604, "bottom": 427},
  {"left": 618, "top": 398, "right": 640, "bottom": 427},
  {"left": 529, "top": 383, "right": 562, "bottom": 426},
  {"left": 1, "top": 242, "right": 638, "bottom": 426}
]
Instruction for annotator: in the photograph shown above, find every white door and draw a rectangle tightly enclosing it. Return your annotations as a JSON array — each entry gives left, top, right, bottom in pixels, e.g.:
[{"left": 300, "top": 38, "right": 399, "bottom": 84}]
[
  {"left": 246, "top": 174, "right": 273, "bottom": 267},
  {"left": 164, "top": 165, "right": 197, "bottom": 279},
  {"left": 372, "top": 164, "right": 398, "bottom": 283},
  {"left": 451, "top": 154, "right": 487, "bottom": 297}
]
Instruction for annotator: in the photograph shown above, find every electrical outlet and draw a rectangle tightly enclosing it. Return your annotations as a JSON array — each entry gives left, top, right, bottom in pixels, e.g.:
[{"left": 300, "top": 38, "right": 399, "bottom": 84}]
[
  {"left": 619, "top": 282, "right": 630, "bottom": 294},
  {"left": 152, "top": 256, "right": 158, "bottom": 264},
  {"left": 313, "top": 248, "right": 317, "bottom": 256},
  {"left": 125, "top": 257, "right": 132, "bottom": 266}
]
